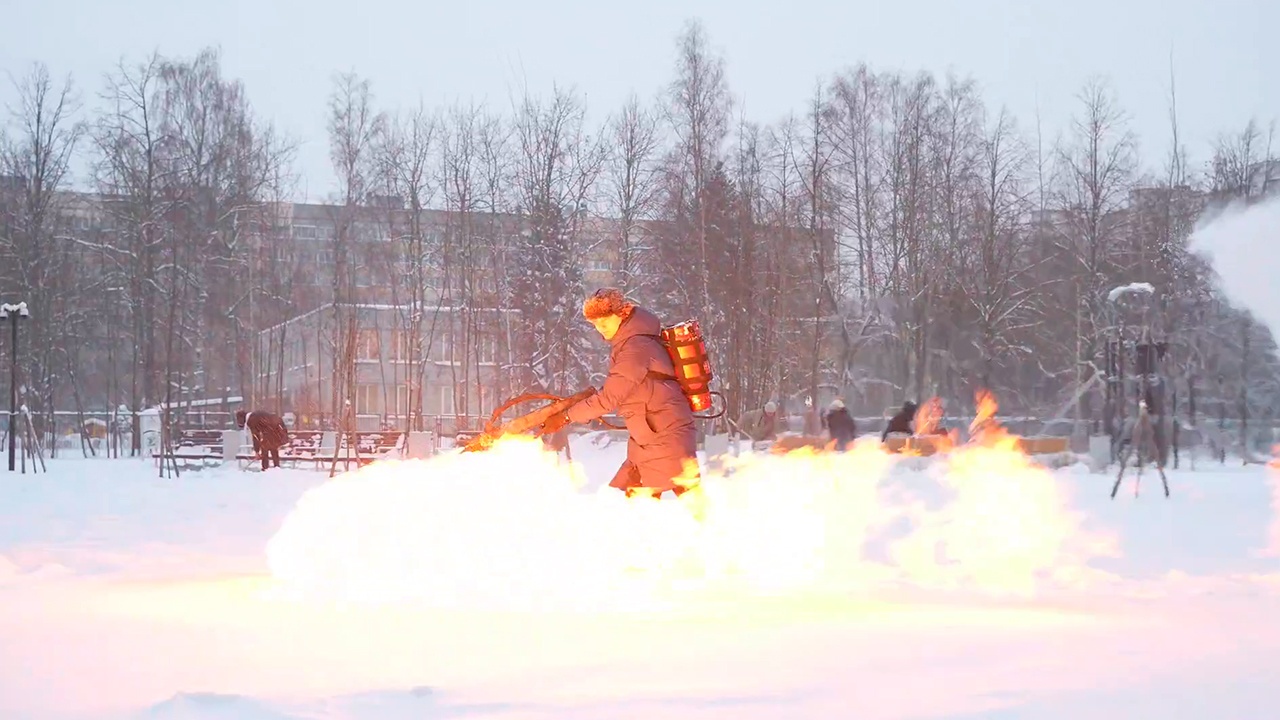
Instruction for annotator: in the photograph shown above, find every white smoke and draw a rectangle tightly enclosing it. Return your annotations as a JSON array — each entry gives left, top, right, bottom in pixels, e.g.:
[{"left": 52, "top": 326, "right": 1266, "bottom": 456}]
[
  {"left": 1188, "top": 198, "right": 1280, "bottom": 333},
  {"left": 1189, "top": 196, "right": 1280, "bottom": 557}
]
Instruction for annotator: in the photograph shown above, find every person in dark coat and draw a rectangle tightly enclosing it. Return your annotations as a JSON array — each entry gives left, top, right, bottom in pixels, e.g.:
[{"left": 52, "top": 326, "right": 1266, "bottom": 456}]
[
  {"left": 823, "top": 398, "right": 857, "bottom": 450},
  {"left": 236, "top": 409, "right": 290, "bottom": 471},
  {"left": 881, "top": 400, "right": 918, "bottom": 441},
  {"left": 543, "top": 288, "right": 700, "bottom": 499}
]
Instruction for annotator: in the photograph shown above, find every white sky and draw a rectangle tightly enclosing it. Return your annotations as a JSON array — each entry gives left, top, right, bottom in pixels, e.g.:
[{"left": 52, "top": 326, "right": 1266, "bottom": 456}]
[{"left": 2, "top": 0, "right": 1276, "bottom": 202}]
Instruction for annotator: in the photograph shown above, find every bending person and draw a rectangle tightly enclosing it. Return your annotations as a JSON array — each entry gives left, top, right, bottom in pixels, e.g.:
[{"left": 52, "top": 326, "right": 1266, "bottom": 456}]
[{"left": 543, "top": 288, "right": 700, "bottom": 499}]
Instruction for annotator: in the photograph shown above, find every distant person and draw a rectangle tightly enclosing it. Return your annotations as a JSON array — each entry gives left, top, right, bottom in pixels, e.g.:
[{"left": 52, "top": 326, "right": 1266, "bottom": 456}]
[
  {"left": 739, "top": 401, "right": 783, "bottom": 442},
  {"left": 881, "top": 400, "right": 918, "bottom": 441},
  {"left": 236, "top": 409, "right": 290, "bottom": 471},
  {"left": 824, "top": 398, "right": 857, "bottom": 449}
]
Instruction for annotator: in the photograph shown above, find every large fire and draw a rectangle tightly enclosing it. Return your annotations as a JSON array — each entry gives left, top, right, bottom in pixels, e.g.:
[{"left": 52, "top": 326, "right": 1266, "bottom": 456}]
[{"left": 265, "top": 392, "right": 1119, "bottom": 611}]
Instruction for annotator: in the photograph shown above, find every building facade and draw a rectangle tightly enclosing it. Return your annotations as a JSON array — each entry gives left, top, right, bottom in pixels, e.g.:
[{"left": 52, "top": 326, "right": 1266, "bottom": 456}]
[{"left": 256, "top": 303, "right": 519, "bottom": 433}]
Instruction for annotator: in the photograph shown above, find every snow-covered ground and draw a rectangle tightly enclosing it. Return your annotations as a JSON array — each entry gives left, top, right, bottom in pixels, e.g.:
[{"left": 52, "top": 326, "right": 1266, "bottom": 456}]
[{"left": 2, "top": 435, "right": 1279, "bottom": 720}]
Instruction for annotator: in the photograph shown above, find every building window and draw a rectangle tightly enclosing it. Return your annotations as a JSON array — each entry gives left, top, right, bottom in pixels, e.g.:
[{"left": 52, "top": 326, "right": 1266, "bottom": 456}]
[
  {"left": 357, "top": 329, "right": 380, "bottom": 360},
  {"left": 355, "top": 384, "right": 380, "bottom": 415},
  {"left": 440, "top": 386, "right": 454, "bottom": 416},
  {"left": 294, "top": 224, "right": 317, "bottom": 240},
  {"left": 396, "top": 385, "right": 411, "bottom": 416},
  {"left": 438, "top": 325, "right": 455, "bottom": 362},
  {"left": 389, "top": 330, "right": 413, "bottom": 361},
  {"left": 477, "top": 332, "right": 498, "bottom": 364}
]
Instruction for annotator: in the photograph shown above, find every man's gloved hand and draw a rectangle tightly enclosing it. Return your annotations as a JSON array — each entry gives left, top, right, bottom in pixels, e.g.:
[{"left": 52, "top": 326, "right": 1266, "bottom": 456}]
[{"left": 541, "top": 410, "right": 570, "bottom": 436}]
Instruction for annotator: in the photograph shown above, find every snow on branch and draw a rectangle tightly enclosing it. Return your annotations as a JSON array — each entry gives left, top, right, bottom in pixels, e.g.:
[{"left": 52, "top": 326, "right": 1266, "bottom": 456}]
[{"left": 1107, "top": 282, "right": 1155, "bottom": 303}]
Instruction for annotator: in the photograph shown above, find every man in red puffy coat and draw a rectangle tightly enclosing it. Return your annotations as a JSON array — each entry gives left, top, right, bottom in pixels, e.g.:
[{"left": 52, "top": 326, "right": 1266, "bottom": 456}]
[
  {"left": 235, "top": 409, "right": 290, "bottom": 471},
  {"left": 543, "top": 288, "right": 701, "bottom": 499}
]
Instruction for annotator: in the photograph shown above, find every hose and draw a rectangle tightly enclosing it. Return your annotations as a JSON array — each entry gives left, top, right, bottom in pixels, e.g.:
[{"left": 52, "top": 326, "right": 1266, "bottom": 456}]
[
  {"left": 484, "top": 392, "right": 626, "bottom": 433},
  {"left": 486, "top": 389, "right": 727, "bottom": 435}
]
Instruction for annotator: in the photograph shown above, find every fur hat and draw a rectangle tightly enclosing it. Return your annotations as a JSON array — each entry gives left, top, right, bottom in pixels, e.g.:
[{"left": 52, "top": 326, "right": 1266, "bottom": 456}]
[
  {"left": 583, "top": 288, "right": 635, "bottom": 320},
  {"left": 764, "top": 401, "right": 778, "bottom": 413},
  {"left": 830, "top": 398, "right": 845, "bottom": 410}
]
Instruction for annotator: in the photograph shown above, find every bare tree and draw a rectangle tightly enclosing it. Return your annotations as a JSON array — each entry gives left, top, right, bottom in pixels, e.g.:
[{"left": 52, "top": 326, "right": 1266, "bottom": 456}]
[
  {"left": 725, "top": 115, "right": 781, "bottom": 418},
  {"left": 157, "top": 48, "right": 291, "bottom": 415},
  {"left": 91, "top": 53, "right": 171, "bottom": 451},
  {"left": 378, "top": 102, "right": 439, "bottom": 430},
  {"left": 830, "top": 66, "right": 887, "bottom": 302},
  {"left": 791, "top": 82, "right": 840, "bottom": 419},
  {"left": 605, "top": 94, "right": 662, "bottom": 294},
  {"left": 882, "top": 72, "right": 940, "bottom": 402},
  {"left": 923, "top": 74, "right": 982, "bottom": 400},
  {"left": 0, "top": 62, "right": 84, "bottom": 442},
  {"left": 508, "top": 85, "right": 606, "bottom": 393},
  {"left": 437, "top": 101, "right": 485, "bottom": 421},
  {"left": 1210, "top": 118, "right": 1271, "bottom": 200},
  {"left": 475, "top": 110, "right": 514, "bottom": 411},
  {"left": 325, "top": 71, "right": 385, "bottom": 422},
  {"left": 1051, "top": 77, "right": 1138, "bottom": 423},
  {"left": 957, "top": 107, "right": 1042, "bottom": 393},
  {"left": 660, "top": 19, "right": 733, "bottom": 317}
]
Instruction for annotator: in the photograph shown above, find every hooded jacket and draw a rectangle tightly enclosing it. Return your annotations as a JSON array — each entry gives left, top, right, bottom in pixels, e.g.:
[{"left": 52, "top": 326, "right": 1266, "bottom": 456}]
[{"left": 566, "top": 305, "right": 698, "bottom": 490}]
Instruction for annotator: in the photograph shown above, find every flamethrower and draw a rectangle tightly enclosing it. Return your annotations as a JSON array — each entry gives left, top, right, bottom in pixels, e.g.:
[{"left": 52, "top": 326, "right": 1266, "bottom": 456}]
[{"left": 461, "top": 388, "right": 602, "bottom": 453}]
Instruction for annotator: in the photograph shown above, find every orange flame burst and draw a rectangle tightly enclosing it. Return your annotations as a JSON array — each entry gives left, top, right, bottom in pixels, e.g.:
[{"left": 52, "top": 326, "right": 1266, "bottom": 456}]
[
  {"left": 264, "top": 390, "right": 1118, "bottom": 610},
  {"left": 913, "top": 397, "right": 944, "bottom": 436}
]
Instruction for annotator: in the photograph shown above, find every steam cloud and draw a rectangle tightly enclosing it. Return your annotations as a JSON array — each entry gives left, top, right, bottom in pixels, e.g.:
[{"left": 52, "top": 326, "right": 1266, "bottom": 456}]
[
  {"left": 1189, "top": 198, "right": 1280, "bottom": 333},
  {"left": 1189, "top": 196, "right": 1280, "bottom": 556}
]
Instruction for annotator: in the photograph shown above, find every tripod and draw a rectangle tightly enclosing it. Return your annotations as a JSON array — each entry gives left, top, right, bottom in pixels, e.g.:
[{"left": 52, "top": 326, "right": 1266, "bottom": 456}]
[{"left": 1110, "top": 399, "right": 1169, "bottom": 498}]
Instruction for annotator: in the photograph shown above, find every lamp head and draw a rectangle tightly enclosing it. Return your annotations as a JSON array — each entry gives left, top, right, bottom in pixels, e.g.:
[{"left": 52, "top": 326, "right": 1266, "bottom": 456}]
[{"left": 0, "top": 302, "right": 29, "bottom": 319}]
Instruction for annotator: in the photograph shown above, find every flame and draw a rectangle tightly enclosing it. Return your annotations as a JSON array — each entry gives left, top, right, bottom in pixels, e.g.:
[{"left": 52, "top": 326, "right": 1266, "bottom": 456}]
[
  {"left": 265, "top": 391, "right": 1119, "bottom": 611},
  {"left": 914, "top": 397, "right": 944, "bottom": 436},
  {"left": 971, "top": 389, "right": 998, "bottom": 430}
]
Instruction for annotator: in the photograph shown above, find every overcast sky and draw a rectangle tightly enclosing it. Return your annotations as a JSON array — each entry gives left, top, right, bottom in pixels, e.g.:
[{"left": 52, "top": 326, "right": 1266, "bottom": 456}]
[{"left": 2, "top": 0, "right": 1276, "bottom": 203}]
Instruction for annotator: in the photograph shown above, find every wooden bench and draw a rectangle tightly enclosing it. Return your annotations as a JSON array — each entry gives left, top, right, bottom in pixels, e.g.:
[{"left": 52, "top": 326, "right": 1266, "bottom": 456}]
[
  {"left": 454, "top": 430, "right": 483, "bottom": 447},
  {"left": 356, "top": 430, "right": 404, "bottom": 461},
  {"left": 152, "top": 429, "right": 226, "bottom": 465},
  {"left": 313, "top": 430, "right": 405, "bottom": 467},
  {"left": 235, "top": 430, "right": 326, "bottom": 469}
]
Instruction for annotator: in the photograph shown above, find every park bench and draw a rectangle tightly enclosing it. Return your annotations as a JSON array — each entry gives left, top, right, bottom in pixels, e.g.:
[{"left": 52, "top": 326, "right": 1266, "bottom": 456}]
[
  {"left": 151, "top": 428, "right": 226, "bottom": 468},
  {"left": 234, "top": 430, "right": 326, "bottom": 469},
  {"left": 312, "top": 430, "right": 406, "bottom": 467}
]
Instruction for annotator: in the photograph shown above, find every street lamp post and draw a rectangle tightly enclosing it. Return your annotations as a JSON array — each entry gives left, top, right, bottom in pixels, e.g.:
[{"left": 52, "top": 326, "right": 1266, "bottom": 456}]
[{"left": 1, "top": 301, "right": 30, "bottom": 472}]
